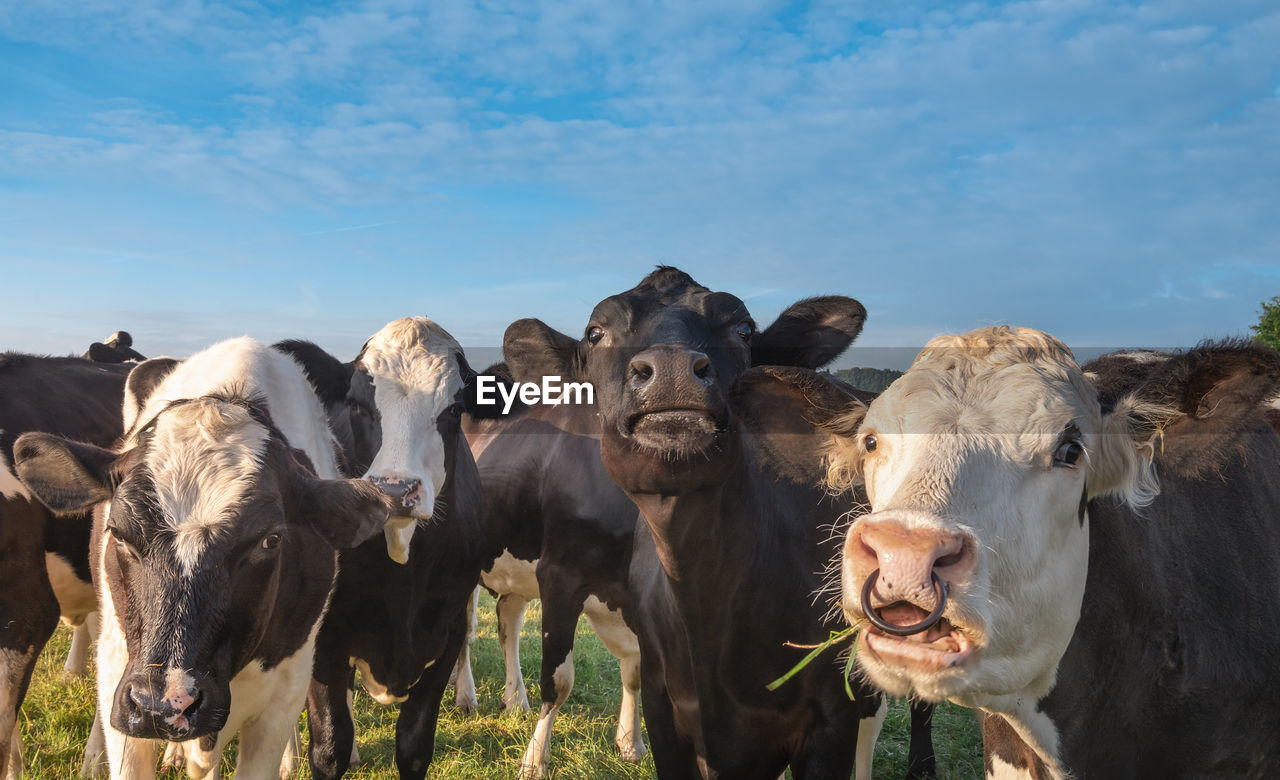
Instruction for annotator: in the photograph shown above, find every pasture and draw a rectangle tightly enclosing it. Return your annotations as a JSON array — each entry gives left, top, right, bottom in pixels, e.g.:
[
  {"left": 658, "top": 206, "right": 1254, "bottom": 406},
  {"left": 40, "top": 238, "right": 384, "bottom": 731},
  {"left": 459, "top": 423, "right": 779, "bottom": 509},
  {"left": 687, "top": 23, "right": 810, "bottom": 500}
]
[{"left": 19, "top": 593, "right": 982, "bottom": 778}]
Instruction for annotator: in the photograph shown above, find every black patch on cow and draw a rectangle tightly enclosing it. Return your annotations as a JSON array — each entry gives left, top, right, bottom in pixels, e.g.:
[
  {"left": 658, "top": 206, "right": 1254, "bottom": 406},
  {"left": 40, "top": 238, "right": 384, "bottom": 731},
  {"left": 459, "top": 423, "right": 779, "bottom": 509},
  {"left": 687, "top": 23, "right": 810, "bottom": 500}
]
[
  {"left": 1077, "top": 484, "right": 1088, "bottom": 526},
  {"left": 273, "top": 340, "right": 353, "bottom": 408}
]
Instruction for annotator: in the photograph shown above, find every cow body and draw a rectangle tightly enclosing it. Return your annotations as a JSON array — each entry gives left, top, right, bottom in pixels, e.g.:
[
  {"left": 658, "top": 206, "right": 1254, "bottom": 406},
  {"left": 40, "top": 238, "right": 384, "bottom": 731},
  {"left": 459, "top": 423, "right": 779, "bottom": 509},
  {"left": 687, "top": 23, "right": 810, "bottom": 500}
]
[
  {"left": 0, "top": 354, "right": 131, "bottom": 779},
  {"left": 286, "top": 318, "right": 487, "bottom": 780},
  {"left": 462, "top": 393, "right": 645, "bottom": 778},
  {"left": 824, "top": 329, "right": 1280, "bottom": 777},
  {"left": 14, "top": 337, "right": 388, "bottom": 780},
  {"left": 501, "top": 267, "right": 902, "bottom": 779}
]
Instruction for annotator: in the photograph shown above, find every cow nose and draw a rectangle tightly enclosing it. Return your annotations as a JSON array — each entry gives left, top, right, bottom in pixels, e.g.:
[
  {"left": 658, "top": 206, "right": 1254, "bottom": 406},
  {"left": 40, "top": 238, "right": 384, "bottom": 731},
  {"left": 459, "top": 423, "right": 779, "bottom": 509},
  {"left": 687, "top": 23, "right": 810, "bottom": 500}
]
[
  {"left": 850, "top": 520, "right": 973, "bottom": 611},
  {"left": 368, "top": 476, "right": 423, "bottom": 515},
  {"left": 126, "top": 676, "right": 203, "bottom": 735},
  {"left": 628, "top": 346, "right": 715, "bottom": 394}
]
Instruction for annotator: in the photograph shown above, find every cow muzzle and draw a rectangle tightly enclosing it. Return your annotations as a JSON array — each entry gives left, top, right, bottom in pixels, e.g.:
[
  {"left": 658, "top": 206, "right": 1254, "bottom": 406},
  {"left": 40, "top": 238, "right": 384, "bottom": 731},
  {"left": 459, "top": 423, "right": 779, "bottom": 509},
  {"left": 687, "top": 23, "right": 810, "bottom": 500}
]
[{"left": 113, "top": 668, "right": 227, "bottom": 740}]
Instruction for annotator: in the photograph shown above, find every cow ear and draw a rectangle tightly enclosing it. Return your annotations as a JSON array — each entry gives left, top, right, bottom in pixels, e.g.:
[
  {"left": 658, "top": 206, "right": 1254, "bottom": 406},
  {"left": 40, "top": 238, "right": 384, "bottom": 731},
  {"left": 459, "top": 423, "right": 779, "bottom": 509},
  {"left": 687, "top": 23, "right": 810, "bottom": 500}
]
[
  {"left": 729, "top": 366, "right": 870, "bottom": 487},
  {"left": 1090, "top": 340, "right": 1280, "bottom": 500},
  {"left": 301, "top": 477, "right": 391, "bottom": 550},
  {"left": 503, "top": 319, "right": 581, "bottom": 382},
  {"left": 13, "top": 433, "right": 118, "bottom": 515},
  {"left": 124, "top": 357, "right": 180, "bottom": 434},
  {"left": 752, "top": 296, "right": 867, "bottom": 369}
]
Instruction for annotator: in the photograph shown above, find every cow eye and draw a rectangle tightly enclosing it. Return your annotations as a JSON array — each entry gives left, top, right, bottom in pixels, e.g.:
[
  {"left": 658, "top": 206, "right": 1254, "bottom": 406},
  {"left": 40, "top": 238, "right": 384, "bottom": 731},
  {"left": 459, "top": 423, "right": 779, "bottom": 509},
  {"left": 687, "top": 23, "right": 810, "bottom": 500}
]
[
  {"left": 864, "top": 433, "right": 877, "bottom": 452},
  {"left": 112, "top": 533, "right": 140, "bottom": 561},
  {"left": 586, "top": 326, "right": 604, "bottom": 345},
  {"left": 1054, "top": 440, "right": 1083, "bottom": 467},
  {"left": 735, "top": 320, "right": 754, "bottom": 340},
  {"left": 262, "top": 533, "right": 282, "bottom": 550}
]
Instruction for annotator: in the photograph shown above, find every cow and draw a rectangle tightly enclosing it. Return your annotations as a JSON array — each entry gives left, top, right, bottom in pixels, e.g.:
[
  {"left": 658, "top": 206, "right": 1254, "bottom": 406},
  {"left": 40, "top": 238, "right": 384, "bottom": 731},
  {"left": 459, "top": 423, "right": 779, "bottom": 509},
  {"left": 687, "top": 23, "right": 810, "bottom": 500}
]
[
  {"left": 460, "top": 363, "right": 648, "bottom": 779},
  {"left": 285, "top": 317, "right": 488, "bottom": 780},
  {"left": 13, "top": 337, "right": 389, "bottom": 779},
  {"left": 0, "top": 351, "right": 134, "bottom": 780},
  {"left": 821, "top": 327, "right": 1280, "bottom": 777},
  {"left": 500, "top": 266, "right": 921, "bottom": 779}
]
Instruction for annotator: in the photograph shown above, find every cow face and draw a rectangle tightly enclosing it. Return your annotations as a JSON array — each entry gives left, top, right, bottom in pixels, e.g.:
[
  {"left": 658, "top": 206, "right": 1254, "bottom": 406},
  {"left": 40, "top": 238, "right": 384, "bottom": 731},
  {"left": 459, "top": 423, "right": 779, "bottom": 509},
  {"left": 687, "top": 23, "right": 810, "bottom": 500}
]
[
  {"left": 503, "top": 267, "right": 866, "bottom": 494},
  {"left": 822, "top": 327, "right": 1236, "bottom": 709},
  {"left": 14, "top": 396, "right": 388, "bottom": 741},
  {"left": 346, "top": 317, "right": 475, "bottom": 563}
]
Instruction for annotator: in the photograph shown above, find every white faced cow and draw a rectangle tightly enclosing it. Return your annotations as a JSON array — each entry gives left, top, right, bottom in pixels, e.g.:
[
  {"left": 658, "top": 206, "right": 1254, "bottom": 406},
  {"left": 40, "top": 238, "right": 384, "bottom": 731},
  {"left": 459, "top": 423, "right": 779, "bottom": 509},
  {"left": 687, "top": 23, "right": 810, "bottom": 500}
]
[
  {"left": 14, "top": 338, "right": 388, "bottom": 780},
  {"left": 821, "top": 327, "right": 1280, "bottom": 777},
  {"left": 294, "top": 317, "right": 486, "bottom": 780}
]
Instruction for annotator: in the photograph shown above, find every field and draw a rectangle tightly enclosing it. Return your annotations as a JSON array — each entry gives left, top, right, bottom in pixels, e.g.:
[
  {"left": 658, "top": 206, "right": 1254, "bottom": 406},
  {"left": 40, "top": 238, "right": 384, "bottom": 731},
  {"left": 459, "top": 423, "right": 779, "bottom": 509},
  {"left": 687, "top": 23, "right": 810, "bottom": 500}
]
[{"left": 18, "top": 593, "right": 983, "bottom": 778}]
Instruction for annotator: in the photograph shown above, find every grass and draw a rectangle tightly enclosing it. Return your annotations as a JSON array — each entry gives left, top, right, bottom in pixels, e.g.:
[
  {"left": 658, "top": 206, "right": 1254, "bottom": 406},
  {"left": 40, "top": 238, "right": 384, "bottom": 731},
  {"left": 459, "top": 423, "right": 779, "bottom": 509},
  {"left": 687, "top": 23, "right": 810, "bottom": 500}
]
[{"left": 18, "top": 593, "right": 982, "bottom": 778}]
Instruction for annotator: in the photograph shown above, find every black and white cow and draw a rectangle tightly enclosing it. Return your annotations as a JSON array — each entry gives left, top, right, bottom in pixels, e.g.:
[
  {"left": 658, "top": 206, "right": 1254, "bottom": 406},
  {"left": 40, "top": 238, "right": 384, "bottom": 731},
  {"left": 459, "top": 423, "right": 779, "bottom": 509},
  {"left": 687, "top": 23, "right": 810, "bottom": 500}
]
[
  {"left": 824, "top": 328, "right": 1280, "bottom": 777},
  {"left": 459, "top": 366, "right": 647, "bottom": 778},
  {"left": 14, "top": 337, "right": 389, "bottom": 779},
  {"left": 284, "top": 318, "right": 487, "bottom": 780},
  {"left": 501, "top": 267, "right": 929, "bottom": 779},
  {"left": 0, "top": 352, "right": 133, "bottom": 780}
]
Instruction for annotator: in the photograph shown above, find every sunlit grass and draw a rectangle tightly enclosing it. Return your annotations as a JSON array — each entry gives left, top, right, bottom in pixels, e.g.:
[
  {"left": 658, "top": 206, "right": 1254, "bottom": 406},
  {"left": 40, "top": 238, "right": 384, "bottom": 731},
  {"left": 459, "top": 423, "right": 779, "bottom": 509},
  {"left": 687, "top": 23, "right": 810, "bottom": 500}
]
[{"left": 19, "top": 593, "right": 982, "bottom": 778}]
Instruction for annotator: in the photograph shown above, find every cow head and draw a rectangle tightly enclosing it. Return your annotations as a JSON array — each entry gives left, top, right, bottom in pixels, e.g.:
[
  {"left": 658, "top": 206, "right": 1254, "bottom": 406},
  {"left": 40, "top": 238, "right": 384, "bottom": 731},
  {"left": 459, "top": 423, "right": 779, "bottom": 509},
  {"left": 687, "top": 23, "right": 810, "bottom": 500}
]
[
  {"left": 346, "top": 317, "right": 477, "bottom": 563},
  {"left": 13, "top": 394, "right": 388, "bottom": 741},
  {"left": 503, "top": 266, "right": 866, "bottom": 494},
  {"left": 821, "top": 327, "right": 1280, "bottom": 710}
]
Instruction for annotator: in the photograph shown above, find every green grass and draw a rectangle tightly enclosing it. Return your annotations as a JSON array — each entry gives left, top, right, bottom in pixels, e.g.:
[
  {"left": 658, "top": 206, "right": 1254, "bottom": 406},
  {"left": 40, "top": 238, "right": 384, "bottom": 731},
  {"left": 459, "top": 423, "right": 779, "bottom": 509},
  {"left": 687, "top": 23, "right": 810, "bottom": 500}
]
[{"left": 18, "top": 593, "right": 982, "bottom": 778}]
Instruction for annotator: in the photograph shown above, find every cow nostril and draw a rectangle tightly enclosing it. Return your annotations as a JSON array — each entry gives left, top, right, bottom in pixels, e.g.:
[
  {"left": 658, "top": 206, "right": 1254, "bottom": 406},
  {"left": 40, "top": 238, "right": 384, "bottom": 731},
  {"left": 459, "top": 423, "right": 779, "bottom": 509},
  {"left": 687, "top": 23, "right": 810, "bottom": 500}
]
[
  {"left": 630, "top": 360, "right": 654, "bottom": 382},
  {"left": 935, "top": 550, "right": 964, "bottom": 569},
  {"left": 692, "top": 354, "right": 711, "bottom": 380},
  {"left": 184, "top": 689, "right": 203, "bottom": 719}
]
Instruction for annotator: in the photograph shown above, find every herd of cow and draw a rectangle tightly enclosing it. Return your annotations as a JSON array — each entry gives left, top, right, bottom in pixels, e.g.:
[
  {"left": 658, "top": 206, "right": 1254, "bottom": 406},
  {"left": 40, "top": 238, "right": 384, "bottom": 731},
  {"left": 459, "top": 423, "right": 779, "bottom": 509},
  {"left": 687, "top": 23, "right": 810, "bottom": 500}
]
[{"left": 2, "top": 266, "right": 1279, "bottom": 780}]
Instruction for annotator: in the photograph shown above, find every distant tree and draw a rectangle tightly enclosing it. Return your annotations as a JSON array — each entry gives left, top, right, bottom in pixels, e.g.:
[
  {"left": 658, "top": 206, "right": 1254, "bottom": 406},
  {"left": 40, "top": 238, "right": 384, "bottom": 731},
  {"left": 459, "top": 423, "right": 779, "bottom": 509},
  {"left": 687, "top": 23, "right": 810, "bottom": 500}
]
[
  {"left": 1252, "top": 296, "right": 1280, "bottom": 352},
  {"left": 833, "top": 366, "right": 904, "bottom": 393}
]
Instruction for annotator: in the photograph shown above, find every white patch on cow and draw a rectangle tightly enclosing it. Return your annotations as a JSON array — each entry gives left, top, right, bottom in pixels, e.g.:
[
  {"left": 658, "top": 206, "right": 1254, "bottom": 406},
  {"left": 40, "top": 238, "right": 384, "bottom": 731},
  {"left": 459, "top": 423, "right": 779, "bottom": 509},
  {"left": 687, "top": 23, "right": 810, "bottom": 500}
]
[
  {"left": 854, "top": 698, "right": 887, "bottom": 780},
  {"left": 358, "top": 318, "right": 467, "bottom": 559},
  {"left": 2, "top": 716, "right": 21, "bottom": 780},
  {"left": 482, "top": 550, "right": 541, "bottom": 600},
  {"left": 96, "top": 512, "right": 160, "bottom": 779},
  {"left": 354, "top": 658, "right": 409, "bottom": 705},
  {"left": 81, "top": 704, "right": 107, "bottom": 777},
  {"left": 452, "top": 587, "right": 480, "bottom": 714},
  {"left": 518, "top": 652, "right": 575, "bottom": 780},
  {"left": 0, "top": 438, "right": 31, "bottom": 500},
  {"left": 46, "top": 552, "right": 97, "bottom": 625},
  {"left": 141, "top": 399, "right": 268, "bottom": 576},
  {"left": 496, "top": 592, "right": 531, "bottom": 712},
  {"left": 987, "top": 754, "right": 1035, "bottom": 780},
  {"left": 582, "top": 598, "right": 646, "bottom": 763},
  {"left": 65, "top": 611, "right": 99, "bottom": 678}
]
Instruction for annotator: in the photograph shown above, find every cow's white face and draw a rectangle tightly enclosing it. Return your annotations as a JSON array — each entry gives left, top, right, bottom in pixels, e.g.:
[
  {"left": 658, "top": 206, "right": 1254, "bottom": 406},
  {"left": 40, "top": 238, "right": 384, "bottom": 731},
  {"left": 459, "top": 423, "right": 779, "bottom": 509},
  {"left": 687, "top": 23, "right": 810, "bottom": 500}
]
[
  {"left": 831, "top": 327, "right": 1158, "bottom": 708},
  {"left": 351, "top": 317, "right": 469, "bottom": 563}
]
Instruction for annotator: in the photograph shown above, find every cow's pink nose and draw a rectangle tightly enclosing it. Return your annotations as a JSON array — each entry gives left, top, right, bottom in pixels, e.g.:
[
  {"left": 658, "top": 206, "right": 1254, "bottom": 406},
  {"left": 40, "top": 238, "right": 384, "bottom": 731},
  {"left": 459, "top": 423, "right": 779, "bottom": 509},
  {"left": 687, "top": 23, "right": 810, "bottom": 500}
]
[{"left": 851, "top": 521, "right": 972, "bottom": 609}]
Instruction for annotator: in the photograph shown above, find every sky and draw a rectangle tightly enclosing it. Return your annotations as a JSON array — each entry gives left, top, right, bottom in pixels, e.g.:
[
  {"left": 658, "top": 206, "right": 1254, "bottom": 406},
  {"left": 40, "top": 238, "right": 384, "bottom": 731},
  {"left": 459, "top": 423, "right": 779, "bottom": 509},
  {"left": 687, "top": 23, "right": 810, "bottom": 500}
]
[{"left": 1, "top": 0, "right": 1277, "bottom": 367}]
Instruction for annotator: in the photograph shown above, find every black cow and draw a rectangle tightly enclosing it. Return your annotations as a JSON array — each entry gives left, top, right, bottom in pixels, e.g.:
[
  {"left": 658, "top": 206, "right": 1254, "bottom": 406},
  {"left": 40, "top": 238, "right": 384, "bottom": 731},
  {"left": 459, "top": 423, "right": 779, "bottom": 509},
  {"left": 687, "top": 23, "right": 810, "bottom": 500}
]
[
  {"left": 281, "top": 318, "right": 488, "bottom": 780},
  {"left": 14, "top": 337, "right": 388, "bottom": 778},
  {"left": 459, "top": 365, "right": 647, "bottom": 778},
  {"left": 826, "top": 329, "right": 1280, "bottom": 777},
  {"left": 501, "top": 267, "right": 922, "bottom": 779},
  {"left": 0, "top": 348, "right": 139, "bottom": 778}
]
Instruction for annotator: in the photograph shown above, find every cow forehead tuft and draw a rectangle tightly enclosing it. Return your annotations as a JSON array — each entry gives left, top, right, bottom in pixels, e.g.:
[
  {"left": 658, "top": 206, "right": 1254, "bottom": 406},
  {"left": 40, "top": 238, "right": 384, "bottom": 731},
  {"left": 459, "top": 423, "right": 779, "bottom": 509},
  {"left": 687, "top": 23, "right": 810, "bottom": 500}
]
[
  {"left": 361, "top": 318, "right": 466, "bottom": 396},
  {"left": 139, "top": 399, "right": 271, "bottom": 543}
]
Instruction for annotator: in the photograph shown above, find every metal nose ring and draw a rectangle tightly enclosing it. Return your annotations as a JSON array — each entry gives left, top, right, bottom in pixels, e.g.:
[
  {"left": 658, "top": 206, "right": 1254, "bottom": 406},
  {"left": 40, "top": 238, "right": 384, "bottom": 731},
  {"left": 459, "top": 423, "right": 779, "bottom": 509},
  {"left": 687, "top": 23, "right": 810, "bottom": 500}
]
[{"left": 860, "top": 568, "right": 948, "bottom": 636}]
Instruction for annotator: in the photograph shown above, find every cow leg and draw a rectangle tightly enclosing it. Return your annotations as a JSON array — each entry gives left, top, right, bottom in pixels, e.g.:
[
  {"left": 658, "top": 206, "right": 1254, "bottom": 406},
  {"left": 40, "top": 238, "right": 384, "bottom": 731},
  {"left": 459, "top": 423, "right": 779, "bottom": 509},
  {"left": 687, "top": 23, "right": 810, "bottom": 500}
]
[
  {"left": 277, "top": 723, "right": 302, "bottom": 779},
  {"left": 394, "top": 613, "right": 467, "bottom": 780},
  {"left": 80, "top": 704, "right": 107, "bottom": 777},
  {"left": 2, "top": 728, "right": 20, "bottom": 780},
  {"left": 452, "top": 586, "right": 480, "bottom": 714},
  {"left": 496, "top": 592, "right": 530, "bottom": 712},
  {"left": 346, "top": 686, "right": 361, "bottom": 768},
  {"left": 160, "top": 740, "right": 186, "bottom": 770},
  {"left": 906, "top": 699, "right": 938, "bottom": 779},
  {"left": 519, "top": 568, "right": 588, "bottom": 780},
  {"left": 637, "top": 648, "right": 700, "bottom": 778},
  {"left": 64, "top": 611, "right": 98, "bottom": 678},
  {"left": 581, "top": 599, "right": 645, "bottom": 763},
  {"left": 854, "top": 697, "right": 888, "bottom": 780},
  {"left": 0, "top": 500, "right": 60, "bottom": 780},
  {"left": 306, "top": 655, "right": 356, "bottom": 780},
  {"left": 235, "top": 708, "right": 300, "bottom": 779}
]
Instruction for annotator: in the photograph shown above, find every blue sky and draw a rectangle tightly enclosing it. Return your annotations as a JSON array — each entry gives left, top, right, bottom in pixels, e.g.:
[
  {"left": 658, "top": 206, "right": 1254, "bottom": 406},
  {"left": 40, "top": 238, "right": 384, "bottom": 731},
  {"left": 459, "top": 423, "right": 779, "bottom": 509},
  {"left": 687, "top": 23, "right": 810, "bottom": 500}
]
[{"left": 2, "top": 0, "right": 1277, "bottom": 366}]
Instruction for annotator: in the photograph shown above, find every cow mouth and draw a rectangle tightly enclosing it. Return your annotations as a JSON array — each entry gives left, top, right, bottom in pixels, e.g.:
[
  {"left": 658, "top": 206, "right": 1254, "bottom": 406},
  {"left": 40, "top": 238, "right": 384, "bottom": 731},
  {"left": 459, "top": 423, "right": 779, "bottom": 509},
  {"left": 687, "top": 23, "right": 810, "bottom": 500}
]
[
  {"left": 625, "top": 408, "right": 723, "bottom": 451},
  {"left": 862, "top": 603, "right": 974, "bottom": 671}
]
